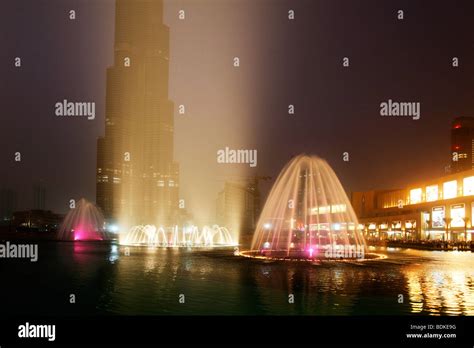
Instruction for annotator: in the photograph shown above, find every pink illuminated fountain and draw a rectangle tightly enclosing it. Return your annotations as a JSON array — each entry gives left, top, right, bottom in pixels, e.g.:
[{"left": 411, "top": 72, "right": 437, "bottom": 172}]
[
  {"left": 244, "top": 154, "right": 367, "bottom": 260},
  {"left": 57, "top": 198, "right": 108, "bottom": 241}
]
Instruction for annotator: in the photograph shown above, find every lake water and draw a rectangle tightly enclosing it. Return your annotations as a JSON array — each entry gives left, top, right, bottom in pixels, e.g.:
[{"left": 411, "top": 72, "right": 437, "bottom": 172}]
[{"left": 2, "top": 242, "right": 474, "bottom": 316}]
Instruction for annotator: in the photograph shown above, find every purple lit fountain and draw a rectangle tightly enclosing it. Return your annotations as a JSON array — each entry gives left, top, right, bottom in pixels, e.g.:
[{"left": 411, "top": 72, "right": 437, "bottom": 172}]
[{"left": 57, "top": 198, "right": 108, "bottom": 241}]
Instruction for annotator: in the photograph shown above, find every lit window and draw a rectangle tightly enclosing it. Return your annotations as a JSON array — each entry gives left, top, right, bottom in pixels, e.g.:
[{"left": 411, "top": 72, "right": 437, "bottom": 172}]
[
  {"left": 463, "top": 176, "right": 474, "bottom": 196},
  {"left": 451, "top": 204, "right": 465, "bottom": 227},
  {"left": 310, "top": 206, "right": 331, "bottom": 214},
  {"left": 158, "top": 180, "right": 164, "bottom": 187},
  {"left": 426, "top": 185, "right": 438, "bottom": 202},
  {"left": 443, "top": 180, "right": 457, "bottom": 199},
  {"left": 410, "top": 188, "right": 422, "bottom": 204},
  {"left": 331, "top": 204, "right": 346, "bottom": 213},
  {"left": 432, "top": 206, "right": 445, "bottom": 228},
  {"left": 318, "top": 206, "right": 330, "bottom": 214}
]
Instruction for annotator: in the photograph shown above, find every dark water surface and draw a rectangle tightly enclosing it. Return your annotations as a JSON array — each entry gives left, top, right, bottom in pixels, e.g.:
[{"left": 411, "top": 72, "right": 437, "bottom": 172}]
[{"left": 1, "top": 242, "right": 473, "bottom": 316}]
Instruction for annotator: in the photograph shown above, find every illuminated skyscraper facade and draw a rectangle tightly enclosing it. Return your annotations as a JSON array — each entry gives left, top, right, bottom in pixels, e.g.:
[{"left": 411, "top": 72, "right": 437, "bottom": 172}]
[{"left": 97, "top": 0, "right": 179, "bottom": 227}]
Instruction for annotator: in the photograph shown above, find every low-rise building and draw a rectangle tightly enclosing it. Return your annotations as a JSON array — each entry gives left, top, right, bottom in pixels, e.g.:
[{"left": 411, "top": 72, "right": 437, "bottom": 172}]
[
  {"left": 352, "top": 169, "right": 474, "bottom": 241},
  {"left": 12, "top": 210, "right": 63, "bottom": 232}
]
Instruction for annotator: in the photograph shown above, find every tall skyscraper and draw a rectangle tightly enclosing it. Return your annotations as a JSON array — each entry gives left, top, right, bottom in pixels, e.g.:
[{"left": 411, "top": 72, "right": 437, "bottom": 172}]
[
  {"left": 451, "top": 117, "right": 474, "bottom": 173},
  {"left": 97, "top": 0, "right": 179, "bottom": 227}
]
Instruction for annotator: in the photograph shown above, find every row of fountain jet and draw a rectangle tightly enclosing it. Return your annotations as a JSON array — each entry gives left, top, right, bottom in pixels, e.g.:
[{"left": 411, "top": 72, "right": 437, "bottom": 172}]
[{"left": 56, "top": 155, "right": 367, "bottom": 258}]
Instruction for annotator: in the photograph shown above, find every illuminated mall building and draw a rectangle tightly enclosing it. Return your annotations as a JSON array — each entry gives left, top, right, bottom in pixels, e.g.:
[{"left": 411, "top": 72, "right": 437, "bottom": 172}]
[
  {"left": 352, "top": 169, "right": 474, "bottom": 242},
  {"left": 96, "top": 0, "right": 179, "bottom": 227}
]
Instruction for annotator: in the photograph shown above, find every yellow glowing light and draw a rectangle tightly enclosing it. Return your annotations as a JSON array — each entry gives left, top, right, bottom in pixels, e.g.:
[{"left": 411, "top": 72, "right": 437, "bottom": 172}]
[
  {"left": 463, "top": 176, "right": 474, "bottom": 196},
  {"left": 310, "top": 204, "right": 347, "bottom": 215},
  {"left": 426, "top": 185, "right": 438, "bottom": 202},
  {"left": 331, "top": 204, "right": 347, "bottom": 213},
  {"left": 410, "top": 188, "right": 422, "bottom": 204},
  {"left": 321, "top": 206, "right": 330, "bottom": 214},
  {"left": 392, "top": 221, "right": 401, "bottom": 229},
  {"left": 443, "top": 180, "right": 457, "bottom": 199}
]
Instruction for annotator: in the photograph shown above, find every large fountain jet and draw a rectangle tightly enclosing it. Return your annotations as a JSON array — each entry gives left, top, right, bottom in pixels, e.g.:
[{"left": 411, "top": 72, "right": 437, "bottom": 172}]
[{"left": 251, "top": 155, "right": 366, "bottom": 259}]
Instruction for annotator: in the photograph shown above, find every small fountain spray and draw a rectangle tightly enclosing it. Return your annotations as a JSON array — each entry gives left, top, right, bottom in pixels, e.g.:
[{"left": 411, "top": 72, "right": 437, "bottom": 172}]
[{"left": 57, "top": 198, "right": 108, "bottom": 241}]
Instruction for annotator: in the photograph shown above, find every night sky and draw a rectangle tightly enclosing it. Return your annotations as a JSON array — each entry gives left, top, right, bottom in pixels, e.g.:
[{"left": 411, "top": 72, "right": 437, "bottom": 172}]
[{"left": 1, "top": 0, "right": 474, "bottom": 221}]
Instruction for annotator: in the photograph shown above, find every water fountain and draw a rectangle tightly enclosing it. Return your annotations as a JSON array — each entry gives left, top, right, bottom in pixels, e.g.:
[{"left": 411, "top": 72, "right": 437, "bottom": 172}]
[
  {"left": 241, "top": 154, "right": 368, "bottom": 261},
  {"left": 57, "top": 198, "right": 109, "bottom": 241},
  {"left": 119, "top": 224, "right": 235, "bottom": 247}
]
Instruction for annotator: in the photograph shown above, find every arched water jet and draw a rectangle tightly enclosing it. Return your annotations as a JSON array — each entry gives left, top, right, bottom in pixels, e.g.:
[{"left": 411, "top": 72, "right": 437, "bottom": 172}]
[
  {"left": 249, "top": 154, "right": 366, "bottom": 260},
  {"left": 57, "top": 198, "right": 108, "bottom": 241}
]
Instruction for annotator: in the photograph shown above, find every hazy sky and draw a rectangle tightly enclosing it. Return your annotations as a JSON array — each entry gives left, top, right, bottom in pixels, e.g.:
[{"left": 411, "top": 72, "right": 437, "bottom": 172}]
[{"left": 1, "top": 0, "right": 474, "bottom": 222}]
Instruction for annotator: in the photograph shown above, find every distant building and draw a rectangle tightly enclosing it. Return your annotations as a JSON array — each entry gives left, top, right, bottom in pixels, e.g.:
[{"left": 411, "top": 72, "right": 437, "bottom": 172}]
[
  {"left": 451, "top": 117, "right": 474, "bottom": 173},
  {"left": 33, "top": 184, "right": 46, "bottom": 210},
  {"left": 217, "top": 182, "right": 258, "bottom": 236},
  {"left": 12, "top": 210, "right": 62, "bottom": 232},
  {"left": 0, "top": 189, "right": 17, "bottom": 223},
  {"left": 352, "top": 168, "right": 474, "bottom": 242}
]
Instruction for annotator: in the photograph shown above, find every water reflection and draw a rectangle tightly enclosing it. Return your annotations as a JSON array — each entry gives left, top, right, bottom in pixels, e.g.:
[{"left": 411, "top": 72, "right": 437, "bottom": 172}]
[
  {"left": 2, "top": 243, "right": 474, "bottom": 316},
  {"left": 253, "top": 265, "right": 364, "bottom": 315},
  {"left": 404, "top": 251, "right": 474, "bottom": 315}
]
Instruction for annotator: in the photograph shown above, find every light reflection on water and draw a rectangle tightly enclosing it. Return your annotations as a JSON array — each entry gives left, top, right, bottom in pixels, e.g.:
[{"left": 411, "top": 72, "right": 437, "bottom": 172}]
[
  {"left": 1, "top": 243, "right": 474, "bottom": 316},
  {"left": 403, "top": 250, "right": 474, "bottom": 315}
]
